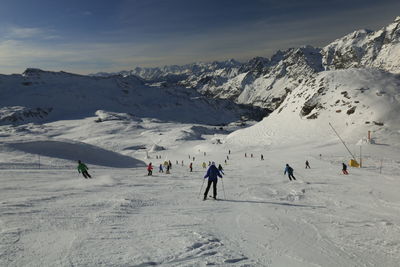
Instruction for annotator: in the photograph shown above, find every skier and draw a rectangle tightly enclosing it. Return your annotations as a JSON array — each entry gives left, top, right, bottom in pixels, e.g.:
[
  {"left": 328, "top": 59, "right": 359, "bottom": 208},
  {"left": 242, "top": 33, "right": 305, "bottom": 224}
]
[
  {"left": 224, "top": 159, "right": 227, "bottom": 164},
  {"left": 203, "top": 162, "right": 223, "bottom": 200},
  {"left": 176, "top": 160, "right": 178, "bottom": 165},
  {"left": 305, "top": 160, "right": 311, "bottom": 169},
  {"left": 208, "top": 161, "right": 211, "bottom": 166},
  {"left": 202, "top": 162, "right": 207, "bottom": 169},
  {"left": 204, "top": 152, "right": 206, "bottom": 156},
  {"left": 251, "top": 153, "right": 253, "bottom": 158},
  {"left": 245, "top": 153, "right": 247, "bottom": 158},
  {"left": 261, "top": 154, "right": 264, "bottom": 160},
  {"left": 166, "top": 164, "right": 171, "bottom": 174},
  {"left": 342, "top": 163, "right": 348, "bottom": 175},
  {"left": 168, "top": 160, "right": 172, "bottom": 169},
  {"left": 181, "top": 160, "right": 184, "bottom": 166},
  {"left": 284, "top": 164, "right": 296, "bottom": 181},
  {"left": 159, "top": 164, "right": 163, "bottom": 173},
  {"left": 229, "top": 150, "right": 231, "bottom": 154},
  {"left": 147, "top": 163, "right": 153, "bottom": 176},
  {"left": 77, "top": 160, "right": 92, "bottom": 179},
  {"left": 218, "top": 164, "right": 225, "bottom": 175},
  {"left": 193, "top": 157, "right": 195, "bottom": 161},
  {"left": 226, "top": 155, "right": 229, "bottom": 160},
  {"left": 189, "top": 162, "right": 193, "bottom": 172}
]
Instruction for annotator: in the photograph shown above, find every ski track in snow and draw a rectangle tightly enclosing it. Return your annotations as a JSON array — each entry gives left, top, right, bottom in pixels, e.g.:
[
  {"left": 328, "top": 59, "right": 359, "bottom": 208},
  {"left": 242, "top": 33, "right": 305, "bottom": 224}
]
[{"left": 1, "top": 135, "right": 400, "bottom": 266}]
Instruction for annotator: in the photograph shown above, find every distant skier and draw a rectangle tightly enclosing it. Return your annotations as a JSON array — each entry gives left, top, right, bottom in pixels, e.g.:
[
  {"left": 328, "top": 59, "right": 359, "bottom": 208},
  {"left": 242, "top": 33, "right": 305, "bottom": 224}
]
[
  {"left": 305, "top": 160, "right": 311, "bottom": 169},
  {"left": 245, "top": 153, "right": 247, "bottom": 158},
  {"left": 224, "top": 159, "right": 227, "bottom": 164},
  {"left": 77, "top": 160, "right": 91, "bottom": 179},
  {"left": 261, "top": 154, "right": 264, "bottom": 160},
  {"left": 226, "top": 155, "right": 229, "bottom": 160},
  {"left": 229, "top": 150, "right": 231, "bottom": 154},
  {"left": 189, "top": 162, "right": 193, "bottom": 172},
  {"left": 147, "top": 163, "right": 153, "bottom": 176},
  {"left": 251, "top": 153, "right": 253, "bottom": 158},
  {"left": 342, "top": 163, "right": 348, "bottom": 175},
  {"left": 176, "top": 160, "right": 178, "bottom": 165},
  {"left": 204, "top": 152, "right": 206, "bottom": 156},
  {"left": 159, "top": 164, "right": 163, "bottom": 173},
  {"left": 202, "top": 162, "right": 207, "bottom": 169},
  {"left": 284, "top": 164, "right": 296, "bottom": 181},
  {"left": 168, "top": 160, "right": 172, "bottom": 169},
  {"left": 203, "top": 162, "right": 223, "bottom": 200},
  {"left": 181, "top": 160, "right": 184, "bottom": 166},
  {"left": 193, "top": 157, "right": 195, "bottom": 161},
  {"left": 166, "top": 164, "right": 171, "bottom": 174},
  {"left": 218, "top": 164, "right": 225, "bottom": 175}
]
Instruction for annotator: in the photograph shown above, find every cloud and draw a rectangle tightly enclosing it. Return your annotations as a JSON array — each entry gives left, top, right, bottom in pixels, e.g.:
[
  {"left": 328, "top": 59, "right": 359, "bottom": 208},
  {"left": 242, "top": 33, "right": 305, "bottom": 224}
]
[{"left": 4, "top": 25, "right": 61, "bottom": 40}]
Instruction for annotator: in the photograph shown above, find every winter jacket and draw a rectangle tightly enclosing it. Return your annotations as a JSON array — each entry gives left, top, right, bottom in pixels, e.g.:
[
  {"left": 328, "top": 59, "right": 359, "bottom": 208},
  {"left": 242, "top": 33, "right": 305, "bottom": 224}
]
[
  {"left": 284, "top": 166, "right": 293, "bottom": 175},
  {"left": 204, "top": 165, "right": 222, "bottom": 181},
  {"left": 77, "top": 163, "right": 88, "bottom": 173},
  {"left": 147, "top": 164, "right": 153, "bottom": 171}
]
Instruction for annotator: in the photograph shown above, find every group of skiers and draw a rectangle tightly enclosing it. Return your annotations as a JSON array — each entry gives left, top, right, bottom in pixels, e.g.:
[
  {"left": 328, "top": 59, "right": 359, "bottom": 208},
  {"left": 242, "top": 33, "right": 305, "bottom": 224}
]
[{"left": 77, "top": 149, "right": 351, "bottom": 196}]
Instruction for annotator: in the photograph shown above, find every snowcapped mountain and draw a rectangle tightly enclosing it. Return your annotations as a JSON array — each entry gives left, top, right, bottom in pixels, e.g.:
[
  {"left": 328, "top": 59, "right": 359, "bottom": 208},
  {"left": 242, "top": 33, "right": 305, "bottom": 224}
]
[
  {"left": 0, "top": 68, "right": 265, "bottom": 126},
  {"left": 227, "top": 68, "right": 400, "bottom": 147},
  {"left": 322, "top": 16, "right": 400, "bottom": 73},
  {"left": 96, "top": 17, "right": 399, "bottom": 116}
]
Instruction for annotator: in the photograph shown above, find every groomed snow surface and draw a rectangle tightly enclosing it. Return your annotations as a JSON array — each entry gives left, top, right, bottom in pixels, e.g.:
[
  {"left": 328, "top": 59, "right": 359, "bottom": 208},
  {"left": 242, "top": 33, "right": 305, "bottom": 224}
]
[{"left": 1, "top": 117, "right": 400, "bottom": 266}]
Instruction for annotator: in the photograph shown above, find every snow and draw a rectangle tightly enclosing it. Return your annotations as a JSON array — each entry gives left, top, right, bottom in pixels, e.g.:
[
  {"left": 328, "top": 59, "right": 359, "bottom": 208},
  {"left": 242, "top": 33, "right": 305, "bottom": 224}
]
[{"left": 1, "top": 112, "right": 400, "bottom": 266}]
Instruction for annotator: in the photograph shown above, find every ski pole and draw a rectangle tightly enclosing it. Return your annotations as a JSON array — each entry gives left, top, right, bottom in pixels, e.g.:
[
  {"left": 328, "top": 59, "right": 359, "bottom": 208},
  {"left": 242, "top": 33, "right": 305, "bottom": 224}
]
[
  {"left": 198, "top": 179, "right": 205, "bottom": 199},
  {"left": 221, "top": 178, "right": 226, "bottom": 199}
]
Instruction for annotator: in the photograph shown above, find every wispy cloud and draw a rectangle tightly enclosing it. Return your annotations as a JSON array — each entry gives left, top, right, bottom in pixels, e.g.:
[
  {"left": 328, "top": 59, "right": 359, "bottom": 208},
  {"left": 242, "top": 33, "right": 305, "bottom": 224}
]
[{"left": 5, "top": 25, "right": 61, "bottom": 40}]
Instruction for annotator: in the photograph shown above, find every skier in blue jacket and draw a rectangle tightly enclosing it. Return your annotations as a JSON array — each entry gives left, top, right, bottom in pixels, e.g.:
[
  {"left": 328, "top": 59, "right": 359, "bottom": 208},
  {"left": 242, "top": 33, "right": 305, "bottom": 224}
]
[
  {"left": 284, "top": 164, "right": 296, "bottom": 181},
  {"left": 203, "top": 162, "right": 222, "bottom": 200}
]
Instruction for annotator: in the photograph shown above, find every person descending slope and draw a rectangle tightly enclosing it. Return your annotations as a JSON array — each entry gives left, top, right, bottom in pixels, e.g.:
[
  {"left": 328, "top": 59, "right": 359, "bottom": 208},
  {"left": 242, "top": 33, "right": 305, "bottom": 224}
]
[
  {"left": 202, "top": 162, "right": 207, "bottom": 169},
  {"left": 284, "top": 164, "right": 296, "bottom": 181},
  {"left": 189, "top": 162, "right": 193, "bottom": 172},
  {"left": 77, "top": 160, "right": 92, "bottom": 179},
  {"left": 342, "top": 163, "right": 349, "bottom": 175},
  {"left": 159, "top": 164, "right": 163, "bottom": 173},
  {"left": 147, "top": 163, "right": 153, "bottom": 176},
  {"left": 218, "top": 164, "right": 225, "bottom": 175},
  {"left": 305, "top": 160, "right": 311, "bottom": 169},
  {"left": 203, "top": 162, "right": 222, "bottom": 200}
]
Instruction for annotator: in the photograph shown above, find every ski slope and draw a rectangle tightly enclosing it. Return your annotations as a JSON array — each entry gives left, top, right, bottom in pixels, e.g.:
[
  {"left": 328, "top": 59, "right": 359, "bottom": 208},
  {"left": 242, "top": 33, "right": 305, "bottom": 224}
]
[{"left": 1, "top": 117, "right": 400, "bottom": 266}]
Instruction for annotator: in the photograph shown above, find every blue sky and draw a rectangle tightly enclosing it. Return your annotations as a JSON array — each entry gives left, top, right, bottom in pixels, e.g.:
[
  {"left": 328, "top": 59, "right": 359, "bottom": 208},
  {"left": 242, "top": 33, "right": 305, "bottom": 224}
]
[{"left": 0, "top": 0, "right": 399, "bottom": 74}]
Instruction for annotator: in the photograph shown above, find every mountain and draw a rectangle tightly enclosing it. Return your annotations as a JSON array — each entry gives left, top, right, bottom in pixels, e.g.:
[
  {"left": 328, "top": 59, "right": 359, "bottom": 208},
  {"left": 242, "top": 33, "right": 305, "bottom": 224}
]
[
  {"left": 227, "top": 68, "right": 400, "bottom": 147},
  {"left": 95, "top": 17, "right": 399, "bottom": 115},
  {"left": 322, "top": 16, "right": 400, "bottom": 73},
  {"left": 0, "top": 68, "right": 266, "bottom": 126}
]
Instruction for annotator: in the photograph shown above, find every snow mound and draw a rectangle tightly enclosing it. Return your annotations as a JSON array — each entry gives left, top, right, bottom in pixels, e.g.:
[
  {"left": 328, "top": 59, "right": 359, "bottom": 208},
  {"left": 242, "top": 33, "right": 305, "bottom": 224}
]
[
  {"left": 7, "top": 140, "right": 145, "bottom": 168},
  {"left": 94, "top": 110, "right": 142, "bottom": 122},
  {"left": 149, "top": 144, "right": 165, "bottom": 152}
]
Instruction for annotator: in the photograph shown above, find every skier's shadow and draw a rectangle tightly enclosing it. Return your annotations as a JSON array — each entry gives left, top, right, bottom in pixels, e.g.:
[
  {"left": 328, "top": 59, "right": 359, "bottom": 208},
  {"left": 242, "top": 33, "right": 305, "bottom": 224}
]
[{"left": 218, "top": 199, "right": 325, "bottom": 209}]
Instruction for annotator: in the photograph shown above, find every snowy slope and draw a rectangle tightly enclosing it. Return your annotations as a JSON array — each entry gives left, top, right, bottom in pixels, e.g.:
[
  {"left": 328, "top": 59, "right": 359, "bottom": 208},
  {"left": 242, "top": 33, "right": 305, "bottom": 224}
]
[
  {"left": 2, "top": 115, "right": 400, "bottom": 266},
  {"left": 228, "top": 68, "right": 400, "bottom": 147}
]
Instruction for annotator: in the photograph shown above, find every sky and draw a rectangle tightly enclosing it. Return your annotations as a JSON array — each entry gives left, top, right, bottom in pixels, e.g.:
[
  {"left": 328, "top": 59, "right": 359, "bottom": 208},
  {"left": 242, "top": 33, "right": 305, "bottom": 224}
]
[{"left": 0, "top": 0, "right": 399, "bottom": 74}]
